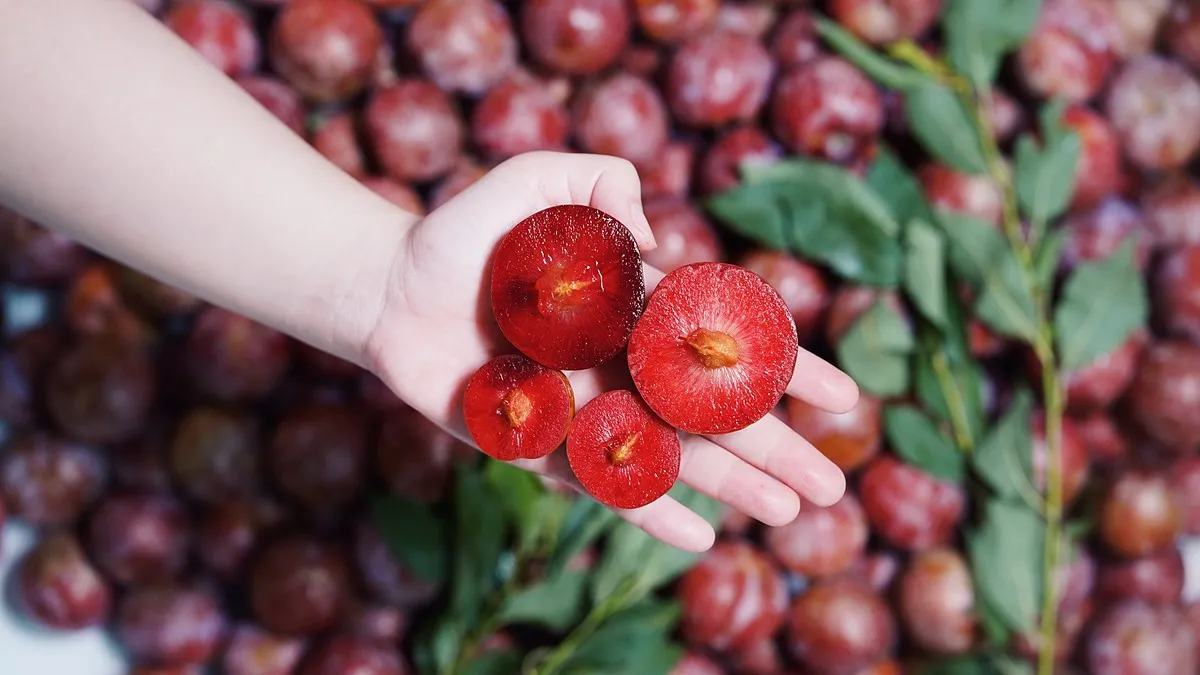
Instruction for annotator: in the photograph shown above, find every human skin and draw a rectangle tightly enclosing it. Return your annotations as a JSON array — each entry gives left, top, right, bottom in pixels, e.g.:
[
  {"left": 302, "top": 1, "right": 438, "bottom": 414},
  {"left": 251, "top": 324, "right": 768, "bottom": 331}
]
[{"left": 0, "top": 0, "right": 856, "bottom": 552}]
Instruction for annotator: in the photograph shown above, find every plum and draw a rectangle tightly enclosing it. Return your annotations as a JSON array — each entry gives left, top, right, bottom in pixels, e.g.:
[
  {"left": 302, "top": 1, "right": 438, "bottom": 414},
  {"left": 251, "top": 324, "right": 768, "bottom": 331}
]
[
  {"left": 786, "top": 581, "right": 895, "bottom": 675},
  {"left": 573, "top": 73, "right": 668, "bottom": 165},
  {"left": 897, "top": 547, "right": 976, "bottom": 654},
  {"left": 16, "top": 534, "right": 112, "bottom": 631},
  {"left": 635, "top": 0, "right": 718, "bottom": 44},
  {"left": 87, "top": 493, "right": 190, "bottom": 586},
  {"left": 698, "top": 127, "right": 781, "bottom": 195},
  {"left": 269, "top": 0, "right": 382, "bottom": 102},
  {"left": 184, "top": 307, "right": 291, "bottom": 403},
  {"left": 0, "top": 210, "right": 88, "bottom": 286},
  {"left": 772, "top": 56, "right": 882, "bottom": 163},
  {"left": 1018, "top": 0, "right": 1121, "bottom": 103},
  {"left": 1143, "top": 176, "right": 1200, "bottom": 248},
  {"left": 858, "top": 456, "right": 966, "bottom": 551},
  {"left": 667, "top": 30, "right": 774, "bottom": 128},
  {"left": 472, "top": 72, "right": 569, "bottom": 160},
  {"left": 1099, "top": 471, "right": 1181, "bottom": 557},
  {"left": 1106, "top": 56, "right": 1200, "bottom": 171},
  {"left": 640, "top": 199, "right": 723, "bottom": 274},
  {"left": 165, "top": 0, "right": 260, "bottom": 78},
  {"left": 407, "top": 0, "right": 517, "bottom": 95},
  {"left": 738, "top": 250, "right": 829, "bottom": 344},
  {"left": 788, "top": 394, "right": 881, "bottom": 473},
  {"left": 169, "top": 406, "right": 258, "bottom": 504},
  {"left": 1086, "top": 602, "right": 1197, "bottom": 675},
  {"left": 46, "top": 340, "right": 155, "bottom": 445},
  {"left": 117, "top": 585, "right": 225, "bottom": 667},
  {"left": 830, "top": 0, "right": 943, "bottom": 45},
  {"left": 1125, "top": 341, "right": 1200, "bottom": 448},
  {"left": 366, "top": 80, "right": 464, "bottom": 183},
  {"left": 764, "top": 493, "right": 868, "bottom": 578},
  {"left": 677, "top": 541, "right": 787, "bottom": 652},
  {"left": 0, "top": 433, "right": 106, "bottom": 526},
  {"left": 521, "top": 0, "right": 631, "bottom": 75}
]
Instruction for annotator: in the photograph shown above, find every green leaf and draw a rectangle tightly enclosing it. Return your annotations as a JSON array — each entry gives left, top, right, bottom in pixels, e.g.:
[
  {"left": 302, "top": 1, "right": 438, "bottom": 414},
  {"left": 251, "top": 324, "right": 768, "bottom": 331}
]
[
  {"left": 459, "top": 650, "right": 523, "bottom": 675},
  {"left": 971, "top": 388, "right": 1035, "bottom": 499},
  {"left": 554, "top": 601, "right": 681, "bottom": 674},
  {"left": 835, "top": 299, "right": 915, "bottom": 397},
  {"left": 1054, "top": 241, "right": 1148, "bottom": 371},
  {"left": 707, "top": 162, "right": 904, "bottom": 286},
  {"left": 370, "top": 495, "right": 447, "bottom": 586},
  {"left": 413, "top": 617, "right": 464, "bottom": 675},
  {"left": 495, "top": 570, "right": 587, "bottom": 633},
  {"left": 546, "top": 497, "right": 618, "bottom": 578},
  {"left": 976, "top": 248, "right": 1039, "bottom": 341},
  {"left": 883, "top": 405, "right": 964, "bottom": 481},
  {"left": 943, "top": 0, "right": 1042, "bottom": 90},
  {"left": 450, "top": 466, "right": 508, "bottom": 622},
  {"left": 484, "top": 459, "right": 544, "bottom": 530},
  {"left": 913, "top": 343, "right": 986, "bottom": 448},
  {"left": 591, "top": 485, "right": 720, "bottom": 603},
  {"left": 936, "top": 213, "right": 1006, "bottom": 285},
  {"left": 867, "top": 146, "right": 933, "bottom": 226},
  {"left": 813, "top": 17, "right": 932, "bottom": 91},
  {"left": 967, "top": 499, "right": 1045, "bottom": 635},
  {"left": 914, "top": 656, "right": 992, "bottom": 675},
  {"left": 1015, "top": 100, "right": 1081, "bottom": 229},
  {"left": 904, "top": 219, "right": 948, "bottom": 327},
  {"left": 1034, "top": 227, "right": 1068, "bottom": 287},
  {"left": 977, "top": 594, "right": 1013, "bottom": 646},
  {"left": 906, "top": 83, "right": 989, "bottom": 175}
]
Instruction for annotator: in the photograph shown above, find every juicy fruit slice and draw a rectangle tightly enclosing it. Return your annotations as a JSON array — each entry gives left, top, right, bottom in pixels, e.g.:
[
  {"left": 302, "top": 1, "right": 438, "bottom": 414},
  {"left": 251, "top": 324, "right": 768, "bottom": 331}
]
[
  {"left": 490, "top": 205, "right": 646, "bottom": 370},
  {"left": 566, "top": 390, "right": 681, "bottom": 510},
  {"left": 463, "top": 354, "right": 575, "bottom": 461},
  {"left": 628, "top": 263, "right": 798, "bottom": 435}
]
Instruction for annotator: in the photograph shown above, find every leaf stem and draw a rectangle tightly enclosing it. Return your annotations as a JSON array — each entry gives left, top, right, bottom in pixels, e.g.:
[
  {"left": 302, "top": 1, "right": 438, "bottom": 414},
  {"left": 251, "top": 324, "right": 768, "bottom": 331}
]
[
  {"left": 931, "top": 349, "right": 974, "bottom": 453},
  {"left": 527, "top": 589, "right": 633, "bottom": 675},
  {"left": 1034, "top": 333, "right": 1065, "bottom": 675}
]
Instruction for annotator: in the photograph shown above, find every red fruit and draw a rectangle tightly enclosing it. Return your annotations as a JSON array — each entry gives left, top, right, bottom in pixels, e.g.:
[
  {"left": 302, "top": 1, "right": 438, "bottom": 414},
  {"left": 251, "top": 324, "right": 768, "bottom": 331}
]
[
  {"left": 830, "top": 0, "right": 943, "bottom": 45},
  {"left": 1169, "top": 454, "right": 1200, "bottom": 534},
  {"left": 0, "top": 327, "right": 65, "bottom": 428},
  {"left": 666, "top": 30, "right": 774, "bottom": 128},
  {"left": 678, "top": 541, "right": 787, "bottom": 652},
  {"left": 185, "top": 307, "right": 291, "bottom": 403},
  {"left": 0, "top": 434, "right": 106, "bottom": 526},
  {"left": 298, "top": 636, "right": 406, "bottom": 675},
  {"left": 839, "top": 551, "right": 902, "bottom": 595},
  {"left": 269, "top": 0, "right": 382, "bottom": 102},
  {"left": 16, "top": 534, "right": 112, "bottom": 631},
  {"left": 738, "top": 250, "right": 829, "bottom": 344},
  {"left": 1097, "top": 547, "right": 1185, "bottom": 605},
  {"left": 919, "top": 163, "right": 1004, "bottom": 226},
  {"left": 238, "top": 76, "right": 307, "bottom": 137},
  {"left": 521, "top": 0, "right": 631, "bottom": 75},
  {"left": 1060, "top": 198, "right": 1149, "bottom": 273},
  {"left": 354, "top": 518, "right": 440, "bottom": 608},
  {"left": 196, "top": 502, "right": 262, "bottom": 581},
  {"left": 1099, "top": 471, "right": 1181, "bottom": 557},
  {"left": 639, "top": 142, "right": 695, "bottom": 201},
  {"left": 1156, "top": 245, "right": 1200, "bottom": 343},
  {"left": 670, "top": 652, "right": 724, "bottom": 675},
  {"left": 88, "top": 493, "right": 190, "bottom": 586},
  {"left": 252, "top": 536, "right": 352, "bottom": 635},
  {"left": 764, "top": 493, "right": 868, "bottom": 577},
  {"left": 472, "top": 73, "right": 569, "bottom": 160},
  {"left": 772, "top": 10, "right": 821, "bottom": 72},
  {"left": 0, "top": 210, "right": 88, "bottom": 286},
  {"left": 574, "top": 73, "right": 669, "bottom": 165},
  {"left": 897, "top": 548, "right": 976, "bottom": 654},
  {"left": 1125, "top": 341, "right": 1200, "bottom": 448},
  {"left": 1061, "top": 106, "right": 1121, "bottom": 213},
  {"left": 64, "top": 264, "right": 155, "bottom": 346},
  {"left": 376, "top": 407, "right": 475, "bottom": 503},
  {"left": 858, "top": 456, "right": 966, "bottom": 551},
  {"left": 629, "top": 263, "right": 798, "bottom": 435},
  {"left": 729, "top": 636, "right": 784, "bottom": 675},
  {"left": 772, "top": 56, "right": 883, "bottom": 163},
  {"left": 170, "top": 407, "right": 258, "bottom": 504},
  {"left": 1166, "top": 2, "right": 1200, "bottom": 70},
  {"left": 1113, "top": 0, "right": 1171, "bottom": 58},
  {"left": 619, "top": 44, "right": 664, "bottom": 78},
  {"left": 1086, "top": 602, "right": 1197, "bottom": 675},
  {"left": 713, "top": 2, "right": 778, "bottom": 40},
  {"left": 1144, "top": 177, "right": 1200, "bottom": 248},
  {"left": 117, "top": 585, "right": 225, "bottom": 667},
  {"left": 428, "top": 158, "right": 488, "bottom": 210},
  {"left": 365, "top": 80, "right": 464, "bottom": 183},
  {"left": 491, "top": 205, "right": 645, "bottom": 371},
  {"left": 46, "top": 340, "right": 155, "bottom": 444},
  {"left": 985, "top": 89, "right": 1025, "bottom": 143},
  {"left": 362, "top": 177, "right": 425, "bottom": 215},
  {"left": 698, "top": 126, "right": 781, "bottom": 195},
  {"left": 640, "top": 199, "right": 723, "bottom": 274},
  {"left": 223, "top": 624, "right": 307, "bottom": 675},
  {"left": 165, "top": 0, "right": 259, "bottom": 77},
  {"left": 313, "top": 114, "right": 366, "bottom": 179},
  {"left": 341, "top": 602, "right": 407, "bottom": 645},
  {"left": 269, "top": 403, "right": 369, "bottom": 510},
  {"left": 634, "top": 0, "right": 719, "bottom": 43},
  {"left": 1029, "top": 413, "right": 1090, "bottom": 506},
  {"left": 1106, "top": 56, "right": 1200, "bottom": 171},
  {"left": 1017, "top": 0, "right": 1120, "bottom": 103},
  {"left": 786, "top": 581, "right": 896, "bottom": 675},
  {"left": 463, "top": 355, "right": 575, "bottom": 461},
  {"left": 566, "top": 390, "right": 680, "bottom": 509},
  {"left": 1061, "top": 332, "right": 1144, "bottom": 411},
  {"left": 408, "top": 0, "right": 516, "bottom": 95},
  {"left": 787, "top": 395, "right": 881, "bottom": 473}
]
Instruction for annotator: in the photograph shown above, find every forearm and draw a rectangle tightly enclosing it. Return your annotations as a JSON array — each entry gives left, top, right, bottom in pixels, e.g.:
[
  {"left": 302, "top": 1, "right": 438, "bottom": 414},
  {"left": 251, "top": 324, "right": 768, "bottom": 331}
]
[{"left": 0, "top": 0, "right": 416, "bottom": 366}]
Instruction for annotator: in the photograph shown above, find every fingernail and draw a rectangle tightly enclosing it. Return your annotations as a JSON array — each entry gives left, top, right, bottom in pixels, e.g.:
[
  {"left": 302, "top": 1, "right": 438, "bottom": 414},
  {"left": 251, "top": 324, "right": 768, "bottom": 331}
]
[{"left": 629, "top": 200, "right": 657, "bottom": 249}]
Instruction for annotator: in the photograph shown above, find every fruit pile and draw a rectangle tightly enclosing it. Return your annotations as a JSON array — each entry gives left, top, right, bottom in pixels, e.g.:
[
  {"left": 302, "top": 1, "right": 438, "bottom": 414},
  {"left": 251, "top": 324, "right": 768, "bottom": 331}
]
[
  {"left": 465, "top": 204, "right": 797, "bottom": 509},
  {"left": 3, "top": 0, "right": 1200, "bottom": 674}
]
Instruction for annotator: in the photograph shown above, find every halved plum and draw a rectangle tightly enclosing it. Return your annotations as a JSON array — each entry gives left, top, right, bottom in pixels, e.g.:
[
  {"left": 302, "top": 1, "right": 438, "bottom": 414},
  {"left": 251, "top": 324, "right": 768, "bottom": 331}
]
[{"left": 463, "top": 354, "right": 575, "bottom": 461}]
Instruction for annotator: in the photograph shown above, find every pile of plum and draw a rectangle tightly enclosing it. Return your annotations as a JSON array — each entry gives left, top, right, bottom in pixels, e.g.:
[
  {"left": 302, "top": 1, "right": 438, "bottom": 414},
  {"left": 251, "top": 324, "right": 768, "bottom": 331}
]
[{"left": 6, "top": 0, "right": 1200, "bottom": 674}]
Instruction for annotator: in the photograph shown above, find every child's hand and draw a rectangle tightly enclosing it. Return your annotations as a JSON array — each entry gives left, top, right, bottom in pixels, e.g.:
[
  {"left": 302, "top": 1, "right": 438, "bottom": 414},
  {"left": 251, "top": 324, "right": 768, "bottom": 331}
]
[{"left": 366, "top": 152, "right": 857, "bottom": 553}]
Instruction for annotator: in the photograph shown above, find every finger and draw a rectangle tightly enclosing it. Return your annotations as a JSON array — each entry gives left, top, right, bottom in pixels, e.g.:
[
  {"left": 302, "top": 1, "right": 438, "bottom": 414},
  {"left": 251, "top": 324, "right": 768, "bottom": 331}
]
[
  {"left": 708, "top": 413, "right": 846, "bottom": 507},
  {"left": 615, "top": 494, "right": 716, "bottom": 553},
  {"left": 786, "top": 349, "right": 860, "bottom": 414},
  {"left": 508, "top": 151, "right": 657, "bottom": 251},
  {"left": 679, "top": 435, "right": 800, "bottom": 527},
  {"left": 515, "top": 452, "right": 716, "bottom": 553}
]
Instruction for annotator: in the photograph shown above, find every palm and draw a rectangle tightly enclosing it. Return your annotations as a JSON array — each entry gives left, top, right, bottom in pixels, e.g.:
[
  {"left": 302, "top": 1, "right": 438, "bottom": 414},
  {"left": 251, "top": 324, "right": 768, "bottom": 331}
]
[{"left": 368, "top": 153, "right": 857, "bottom": 552}]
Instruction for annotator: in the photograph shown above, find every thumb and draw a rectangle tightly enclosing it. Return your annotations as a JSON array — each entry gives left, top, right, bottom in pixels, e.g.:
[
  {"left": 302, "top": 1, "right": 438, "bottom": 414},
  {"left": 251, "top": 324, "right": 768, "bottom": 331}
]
[{"left": 499, "top": 152, "right": 658, "bottom": 251}]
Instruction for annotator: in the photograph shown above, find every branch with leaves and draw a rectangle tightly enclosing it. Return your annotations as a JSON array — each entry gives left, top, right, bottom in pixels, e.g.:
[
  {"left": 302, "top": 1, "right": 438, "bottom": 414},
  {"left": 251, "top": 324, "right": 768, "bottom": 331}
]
[{"left": 707, "top": 3, "right": 1147, "bottom": 674}]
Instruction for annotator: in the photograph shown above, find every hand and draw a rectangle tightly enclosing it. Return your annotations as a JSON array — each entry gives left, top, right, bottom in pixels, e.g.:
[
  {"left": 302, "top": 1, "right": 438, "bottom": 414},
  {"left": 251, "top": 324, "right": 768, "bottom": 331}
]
[{"left": 366, "top": 152, "right": 857, "bottom": 553}]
